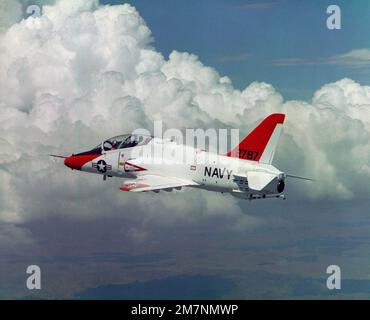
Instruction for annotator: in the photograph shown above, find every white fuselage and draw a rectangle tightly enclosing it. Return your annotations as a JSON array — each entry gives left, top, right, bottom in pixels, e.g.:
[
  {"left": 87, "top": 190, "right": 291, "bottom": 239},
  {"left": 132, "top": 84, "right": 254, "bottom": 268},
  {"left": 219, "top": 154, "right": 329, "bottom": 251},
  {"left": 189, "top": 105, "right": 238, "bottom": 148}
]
[{"left": 79, "top": 138, "right": 284, "bottom": 199}]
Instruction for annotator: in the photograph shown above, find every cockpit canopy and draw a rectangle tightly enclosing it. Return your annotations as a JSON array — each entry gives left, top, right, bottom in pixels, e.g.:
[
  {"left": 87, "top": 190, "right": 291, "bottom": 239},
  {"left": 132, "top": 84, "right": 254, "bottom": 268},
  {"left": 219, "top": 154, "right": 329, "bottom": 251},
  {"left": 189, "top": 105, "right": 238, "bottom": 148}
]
[
  {"left": 75, "top": 134, "right": 153, "bottom": 156},
  {"left": 102, "top": 134, "right": 152, "bottom": 152}
]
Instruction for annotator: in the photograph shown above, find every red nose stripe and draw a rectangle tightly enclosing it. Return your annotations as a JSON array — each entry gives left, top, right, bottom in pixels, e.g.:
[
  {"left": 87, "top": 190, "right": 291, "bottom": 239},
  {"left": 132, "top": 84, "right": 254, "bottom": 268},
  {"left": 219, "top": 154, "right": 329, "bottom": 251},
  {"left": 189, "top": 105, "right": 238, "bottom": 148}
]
[{"left": 64, "top": 154, "right": 100, "bottom": 170}]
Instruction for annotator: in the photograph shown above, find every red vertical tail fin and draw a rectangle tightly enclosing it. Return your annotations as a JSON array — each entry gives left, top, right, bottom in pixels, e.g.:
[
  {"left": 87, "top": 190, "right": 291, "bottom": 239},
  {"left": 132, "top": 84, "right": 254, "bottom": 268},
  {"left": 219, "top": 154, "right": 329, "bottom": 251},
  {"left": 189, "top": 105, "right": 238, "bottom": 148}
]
[{"left": 226, "top": 113, "right": 285, "bottom": 164}]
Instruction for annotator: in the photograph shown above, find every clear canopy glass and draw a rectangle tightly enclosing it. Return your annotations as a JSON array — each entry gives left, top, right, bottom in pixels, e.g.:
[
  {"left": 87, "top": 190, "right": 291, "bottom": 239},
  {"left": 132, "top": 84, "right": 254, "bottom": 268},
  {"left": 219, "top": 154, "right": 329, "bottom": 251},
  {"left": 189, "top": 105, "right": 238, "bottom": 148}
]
[{"left": 102, "top": 134, "right": 152, "bottom": 151}]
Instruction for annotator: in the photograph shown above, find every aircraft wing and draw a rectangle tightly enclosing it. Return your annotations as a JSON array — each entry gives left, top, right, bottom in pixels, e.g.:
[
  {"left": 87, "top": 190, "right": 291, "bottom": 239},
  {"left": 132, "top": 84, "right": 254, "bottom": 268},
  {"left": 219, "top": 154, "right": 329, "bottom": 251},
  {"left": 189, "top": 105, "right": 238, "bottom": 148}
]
[{"left": 120, "top": 174, "right": 198, "bottom": 192}]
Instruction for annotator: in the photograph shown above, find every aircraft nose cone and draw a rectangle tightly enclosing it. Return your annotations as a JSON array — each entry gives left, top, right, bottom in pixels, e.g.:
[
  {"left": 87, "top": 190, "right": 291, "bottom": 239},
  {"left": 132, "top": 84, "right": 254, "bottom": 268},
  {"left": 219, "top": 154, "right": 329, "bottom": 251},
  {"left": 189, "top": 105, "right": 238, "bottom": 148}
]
[
  {"left": 64, "top": 155, "right": 79, "bottom": 170},
  {"left": 64, "top": 153, "right": 100, "bottom": 170}
]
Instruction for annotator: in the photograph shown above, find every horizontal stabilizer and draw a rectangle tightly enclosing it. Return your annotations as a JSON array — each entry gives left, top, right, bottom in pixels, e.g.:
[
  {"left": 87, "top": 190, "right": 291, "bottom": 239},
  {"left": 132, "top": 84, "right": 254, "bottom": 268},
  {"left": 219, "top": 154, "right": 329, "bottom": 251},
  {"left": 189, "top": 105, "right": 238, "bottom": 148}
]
[{"left": 247, "top": 171, "right": 277, "bottom": 191}]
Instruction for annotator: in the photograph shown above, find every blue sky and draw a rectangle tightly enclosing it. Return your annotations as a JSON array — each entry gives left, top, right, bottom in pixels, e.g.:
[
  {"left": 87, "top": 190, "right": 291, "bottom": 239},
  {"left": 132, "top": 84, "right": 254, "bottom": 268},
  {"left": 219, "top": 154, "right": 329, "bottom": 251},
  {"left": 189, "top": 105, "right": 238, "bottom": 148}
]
[{"left": 103, "top": 0, "right": 370, "bottom": 100}]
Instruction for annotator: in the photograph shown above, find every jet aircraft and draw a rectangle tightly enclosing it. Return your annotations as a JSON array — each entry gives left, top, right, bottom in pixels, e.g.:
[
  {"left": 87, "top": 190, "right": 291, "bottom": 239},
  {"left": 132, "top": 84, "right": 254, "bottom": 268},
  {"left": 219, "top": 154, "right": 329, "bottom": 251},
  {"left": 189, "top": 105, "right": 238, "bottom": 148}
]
[{"left": 51, "top": 114, "right": 312, "bottom": 200}]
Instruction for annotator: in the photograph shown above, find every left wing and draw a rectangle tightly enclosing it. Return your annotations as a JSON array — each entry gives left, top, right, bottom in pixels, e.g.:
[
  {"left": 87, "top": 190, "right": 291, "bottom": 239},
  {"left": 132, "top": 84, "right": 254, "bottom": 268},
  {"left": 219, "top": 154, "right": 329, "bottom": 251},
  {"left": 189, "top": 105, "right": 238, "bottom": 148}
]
[{"left": 120, "top": 174, "right": 198, "bottom": 192}]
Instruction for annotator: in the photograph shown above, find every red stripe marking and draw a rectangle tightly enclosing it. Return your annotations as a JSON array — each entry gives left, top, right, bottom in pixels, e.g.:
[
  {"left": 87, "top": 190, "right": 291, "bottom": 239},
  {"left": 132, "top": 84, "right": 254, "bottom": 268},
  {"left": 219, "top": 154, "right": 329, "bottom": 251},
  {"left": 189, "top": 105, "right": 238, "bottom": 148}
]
[
  {"left": 124, "top": 162, "right": 147, "bottom": 172},
  {"left": 120, "top": 183, "right": 150, "bottom": 191}
]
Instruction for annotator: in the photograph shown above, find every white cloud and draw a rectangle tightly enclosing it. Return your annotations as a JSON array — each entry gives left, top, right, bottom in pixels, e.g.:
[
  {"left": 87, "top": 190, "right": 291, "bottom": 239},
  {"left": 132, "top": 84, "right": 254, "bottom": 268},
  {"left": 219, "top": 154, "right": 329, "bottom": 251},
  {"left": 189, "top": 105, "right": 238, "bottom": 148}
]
[
  {"left": 0, "top": 0, "right": 370, "bottom": 227},
  {"left": 272, "top": 48, "right": 370, "bottom": 68},
  {"left": 0, "top": 224, "right": 36, "bottom": 252},
  {"left": 328, "top": 49, "right": 370, "bottom": 67}
]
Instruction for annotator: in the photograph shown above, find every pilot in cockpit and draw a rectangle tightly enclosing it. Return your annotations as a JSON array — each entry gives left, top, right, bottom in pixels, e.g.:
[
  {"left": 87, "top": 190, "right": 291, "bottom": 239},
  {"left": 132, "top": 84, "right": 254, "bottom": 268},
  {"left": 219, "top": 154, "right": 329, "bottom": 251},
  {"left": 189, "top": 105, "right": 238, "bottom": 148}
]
[
  {"left": 101, "top": 134, "right": 152, "bottom": 152},
  {"left": 126, "top": 135, "right": 142, "bottom": 148},
  {"left": 111, "top": 139, "right": 120, "bottom": 149}
]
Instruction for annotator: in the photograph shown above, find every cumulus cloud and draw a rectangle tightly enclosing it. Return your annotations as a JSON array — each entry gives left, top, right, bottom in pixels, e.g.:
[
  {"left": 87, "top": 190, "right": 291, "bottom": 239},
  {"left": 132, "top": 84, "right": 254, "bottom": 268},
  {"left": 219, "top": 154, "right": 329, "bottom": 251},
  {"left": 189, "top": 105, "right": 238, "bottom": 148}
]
[{"left": 0, "top": 0, "right": 369, "bottom": 229}]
